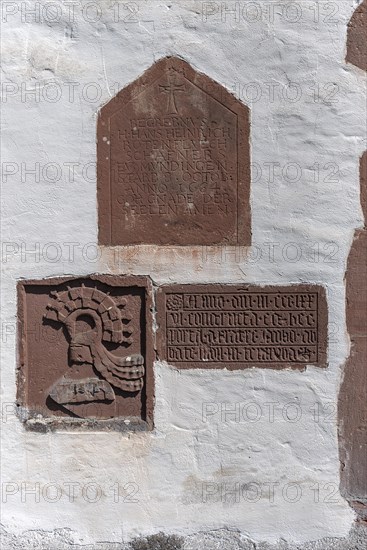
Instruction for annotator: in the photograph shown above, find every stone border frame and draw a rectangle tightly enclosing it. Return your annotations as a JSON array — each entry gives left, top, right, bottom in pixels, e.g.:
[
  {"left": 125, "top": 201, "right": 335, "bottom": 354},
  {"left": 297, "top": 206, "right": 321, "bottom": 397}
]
[
  {"left": 97, "top": 55, "right": 251, "bottom": 246},
  {"left": 16, "top": 274, "right": 155, "bottom": 432},
  {"left": 156, "top": 283, "right": 328, "bottom": 370}
]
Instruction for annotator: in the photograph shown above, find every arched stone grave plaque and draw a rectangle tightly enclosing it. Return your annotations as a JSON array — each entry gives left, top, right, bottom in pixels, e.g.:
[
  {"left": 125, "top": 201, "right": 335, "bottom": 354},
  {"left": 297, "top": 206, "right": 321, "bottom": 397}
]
[
  {"left": 97, "top": 56, "right": 250, "bottom": 246},
  {"left": 17, "top": 275, "right": 154, "bottom": 431}
]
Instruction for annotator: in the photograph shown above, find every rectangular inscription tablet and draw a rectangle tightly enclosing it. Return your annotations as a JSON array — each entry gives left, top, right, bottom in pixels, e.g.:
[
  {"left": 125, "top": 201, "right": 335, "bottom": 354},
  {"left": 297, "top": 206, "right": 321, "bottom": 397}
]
[{"left": 156, "top": 285, "right": 327, "bottom": 369}]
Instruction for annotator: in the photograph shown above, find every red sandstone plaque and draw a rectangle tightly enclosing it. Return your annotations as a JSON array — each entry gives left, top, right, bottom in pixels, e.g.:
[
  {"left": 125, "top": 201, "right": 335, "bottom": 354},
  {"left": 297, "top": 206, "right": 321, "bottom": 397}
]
[
  {"left": 156, "top": 285, "right": 327, "bottom": 369},
  {"left": 97, "top": 56, "right": 250, "bottom": 245},
  {"left": 17, "top": 276, "right": 154, "bottom": 430}
]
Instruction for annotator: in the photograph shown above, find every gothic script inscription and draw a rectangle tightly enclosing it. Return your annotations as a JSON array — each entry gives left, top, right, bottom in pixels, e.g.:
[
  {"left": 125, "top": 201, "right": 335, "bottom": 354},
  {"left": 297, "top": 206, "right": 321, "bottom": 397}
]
[
  {"left": 98, "top": 56, "right": 250, "bottom": 245},
  {"left": 156, "top": 285, "right": 327, "bottom": 369}
]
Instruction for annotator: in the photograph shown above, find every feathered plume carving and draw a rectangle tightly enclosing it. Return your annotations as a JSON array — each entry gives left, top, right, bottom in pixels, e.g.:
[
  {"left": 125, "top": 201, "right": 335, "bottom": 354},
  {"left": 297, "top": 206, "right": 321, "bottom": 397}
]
[{"left": 44, "top": 285, "right": 144, "bottom": 393}]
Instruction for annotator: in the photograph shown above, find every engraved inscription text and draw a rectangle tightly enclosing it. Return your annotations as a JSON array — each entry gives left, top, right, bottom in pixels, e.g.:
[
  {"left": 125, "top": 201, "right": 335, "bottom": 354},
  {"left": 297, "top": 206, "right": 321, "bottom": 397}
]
[{"left": 159, "top": 287, "right": 327, "bottom": 368}]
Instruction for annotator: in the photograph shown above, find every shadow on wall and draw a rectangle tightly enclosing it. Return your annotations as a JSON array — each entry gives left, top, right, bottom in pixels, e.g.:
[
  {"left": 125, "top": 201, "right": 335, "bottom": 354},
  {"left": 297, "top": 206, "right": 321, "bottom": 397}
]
[{"left": 130, "top": 533, "right": 184, "bottom": 550}]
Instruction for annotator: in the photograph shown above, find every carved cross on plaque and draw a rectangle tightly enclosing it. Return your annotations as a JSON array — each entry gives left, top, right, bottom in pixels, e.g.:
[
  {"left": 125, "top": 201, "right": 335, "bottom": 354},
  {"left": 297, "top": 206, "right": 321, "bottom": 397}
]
[
  {"left": 97, "top": 56, "right": 251, "bottom": 246},
  {"left": 159, "top": 76, "right": 185, "bottom": 114}
]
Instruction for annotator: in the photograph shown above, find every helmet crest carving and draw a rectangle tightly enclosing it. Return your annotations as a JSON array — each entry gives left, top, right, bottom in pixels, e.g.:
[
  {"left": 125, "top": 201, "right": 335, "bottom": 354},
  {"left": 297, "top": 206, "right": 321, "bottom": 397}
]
[{"left": 44, "top": 285, "right": 144, "bottom": 394}]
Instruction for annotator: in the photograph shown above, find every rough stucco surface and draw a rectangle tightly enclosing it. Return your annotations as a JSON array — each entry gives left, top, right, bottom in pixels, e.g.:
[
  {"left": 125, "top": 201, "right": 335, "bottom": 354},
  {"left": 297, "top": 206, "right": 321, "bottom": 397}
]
[
  {"left": 1, "top": 525, "right": 367, "bottom": 549},
  {"left": 0, "top": 0, "right": 366, "bottom": 548}
]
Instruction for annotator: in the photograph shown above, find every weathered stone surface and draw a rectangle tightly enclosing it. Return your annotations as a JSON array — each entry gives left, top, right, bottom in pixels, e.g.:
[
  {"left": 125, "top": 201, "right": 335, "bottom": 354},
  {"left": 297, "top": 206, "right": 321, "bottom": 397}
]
[
  {"left": 346, "top": 0, "right": 367, "bottom": 71},
  {"left": 97, "top": 56, "right": 250, "bottom": 246},
  {"left": 49, "top": 378, "right": 115, "bottom": 405},
  {"left": 157, "top": 284, "right": 327, "bottom": 369},
  {"left": 339, "top": 151, "right": 367, "bottom": 517},
  {"left": 17, "top": 275, "right": 154, "bottom": 430}
]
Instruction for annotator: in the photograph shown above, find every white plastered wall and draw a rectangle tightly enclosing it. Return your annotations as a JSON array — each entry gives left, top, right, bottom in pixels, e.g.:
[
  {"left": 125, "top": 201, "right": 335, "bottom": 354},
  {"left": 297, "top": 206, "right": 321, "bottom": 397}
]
[{"left": 1, "top": 0, "right": 366, "bottom": 545}]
